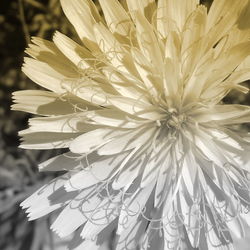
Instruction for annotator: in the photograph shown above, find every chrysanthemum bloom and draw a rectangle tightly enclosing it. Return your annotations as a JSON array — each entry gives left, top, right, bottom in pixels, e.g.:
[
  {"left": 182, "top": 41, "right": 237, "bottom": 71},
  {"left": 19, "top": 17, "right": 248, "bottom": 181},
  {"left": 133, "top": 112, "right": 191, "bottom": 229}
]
[{"left": 13, "top": 0, "right": 250, "bottom": 249}]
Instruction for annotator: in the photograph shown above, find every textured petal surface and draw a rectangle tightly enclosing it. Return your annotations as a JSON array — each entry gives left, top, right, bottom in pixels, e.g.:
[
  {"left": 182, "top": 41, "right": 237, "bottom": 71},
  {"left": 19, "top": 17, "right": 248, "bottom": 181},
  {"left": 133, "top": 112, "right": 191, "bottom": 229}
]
[{"left": 16, "top": 0, "right": 250, "bottom": 249}]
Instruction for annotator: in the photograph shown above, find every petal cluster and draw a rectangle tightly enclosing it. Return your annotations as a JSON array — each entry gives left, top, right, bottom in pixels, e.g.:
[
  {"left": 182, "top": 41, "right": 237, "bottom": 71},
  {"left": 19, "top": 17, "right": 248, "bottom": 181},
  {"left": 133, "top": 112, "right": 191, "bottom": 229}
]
[{"left": 13, "top": 0, "right": 250, "bottom": 249}]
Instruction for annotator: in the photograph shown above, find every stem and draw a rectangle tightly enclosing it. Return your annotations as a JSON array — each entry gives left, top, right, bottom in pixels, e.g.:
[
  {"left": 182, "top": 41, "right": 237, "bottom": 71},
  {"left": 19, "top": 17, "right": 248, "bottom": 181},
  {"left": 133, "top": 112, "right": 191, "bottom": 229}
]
[
  {"left": 26, "top": 0, "right": 46, "bottom": 10},
  {"left": 18, "top": 0, "right": 30, "bottom": 46}
]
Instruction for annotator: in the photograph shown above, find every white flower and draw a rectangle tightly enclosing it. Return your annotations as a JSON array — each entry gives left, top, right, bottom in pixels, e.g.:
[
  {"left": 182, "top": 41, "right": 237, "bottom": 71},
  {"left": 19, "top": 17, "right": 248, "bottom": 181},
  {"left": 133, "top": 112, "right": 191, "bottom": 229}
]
[{"left": 13, "top": 0, "right": 250, "bottom": 249}]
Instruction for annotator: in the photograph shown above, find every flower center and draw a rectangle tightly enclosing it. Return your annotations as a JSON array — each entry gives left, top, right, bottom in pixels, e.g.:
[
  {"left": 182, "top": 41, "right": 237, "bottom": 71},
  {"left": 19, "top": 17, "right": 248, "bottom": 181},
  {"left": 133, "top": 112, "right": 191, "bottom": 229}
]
[{"left": 157, "top": 108, "right": 186, "bottom": 130}]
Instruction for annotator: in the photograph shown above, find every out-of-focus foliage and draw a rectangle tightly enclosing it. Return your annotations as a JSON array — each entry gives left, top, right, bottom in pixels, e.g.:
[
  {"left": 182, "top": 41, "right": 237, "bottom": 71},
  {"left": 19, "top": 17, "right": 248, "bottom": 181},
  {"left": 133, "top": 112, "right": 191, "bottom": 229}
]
[{"left": 0, "top": 0, "right": 249, "bottom": 250}]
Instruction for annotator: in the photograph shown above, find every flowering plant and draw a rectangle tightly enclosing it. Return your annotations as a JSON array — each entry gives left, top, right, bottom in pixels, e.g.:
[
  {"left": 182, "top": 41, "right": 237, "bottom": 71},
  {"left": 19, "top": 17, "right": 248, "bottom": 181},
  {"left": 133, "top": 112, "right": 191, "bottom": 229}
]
[{"left": 13, "top": 0, "right": 250, "bottom": 249}]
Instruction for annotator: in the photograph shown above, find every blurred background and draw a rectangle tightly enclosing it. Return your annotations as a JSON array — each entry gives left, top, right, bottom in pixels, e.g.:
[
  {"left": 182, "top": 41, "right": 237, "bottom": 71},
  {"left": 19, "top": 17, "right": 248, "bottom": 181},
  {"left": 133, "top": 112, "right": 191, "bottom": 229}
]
[{"left": 0, "top": 0, "right": 249, "bottom": 249}]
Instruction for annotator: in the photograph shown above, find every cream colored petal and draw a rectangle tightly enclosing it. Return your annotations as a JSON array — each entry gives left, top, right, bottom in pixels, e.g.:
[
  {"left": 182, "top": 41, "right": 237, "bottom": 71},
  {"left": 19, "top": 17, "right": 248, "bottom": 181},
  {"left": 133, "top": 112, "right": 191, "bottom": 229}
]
[
  {"left": 116, "top": 218, "right": 148, "bottom": 250},
  {"left": 178, "top": 183, "right": 200, "bottom": 248},
  {"left": 98, "top": 126, "right": 155, "bottom": 156},
  {"left": 50, "top": 196, "right": 88, "bottom": 237},
  {"left": 236, "top": 54, "right": 250, "bottom": 73},
  {"left": 27, "top": 113, "right": 98, "bottom": 133},
  {"left": 108, "top": 96, "right": 163, "bottom": 120},
  {"left": 69, "top": 128, "right": 122, "bottom": 154},
  {"left": 118, "top": 182, "right": 155, "bottom": 235},
  {"left": 198, "top": 105, "right": 250, "bottom": 125},
  {"left": 22, "top": 57, "right": 77, "bottom": 93},
  {"left": 198, "top": 168, "right": 242, "bottom": 245},
  {"left": 134, "top": 11, "right": 164, "bottom": 70},
  {"left": 220, "top": 27, "right": 250, "bottom": 53},
  {"left": 99, "top": 0, "right": 133, "bottom": 39},
  {"left": 64, "top": 164, "right": 114, "bottom": 191},
  {"left": 131, "top": 48, "right": 161, "bottom": 99},
  {"left": 39, "top": 152, "right": 82, "bottom": 172},
  {"left": 126, "top": 0, "right": 156, "bottom": 21},
  {"left": 194, "top": 129, "right": 229, "bottom": 168},
  {"left": 161, "top": 0, "right": 199, "bottom": 31},
  {"left": 103, "top": 69, "right": 149, "bottom": 102},
  {"left": 207, "top": 0, "right": 247, "bottom": 30},
  {"left": 80, "top": 198, "right": 119, "bottom": 239},
  {"left": 60, "top": 0, "right": 101, "bottom": 51},
  {"left": 162, "top": 205, "right": 182, "bottom": 249},
  {"left": 53, "top": 31, "right": 93, "bottom": 69},
  {"left": 181, "top": 5, "right": 207, "bottom": 78},
  {"left": 93, "top": 22, "right": 132, "bottom": 74},
  {"left": 62, "top": 78, "right": 111, "bottom": 107},
  {"left": 220, "top": 71, "right": 250, "bottom": 94},
  {"left": 157, "top": 0, "right": 178, "bottom": 37},
  {"left": 206, "top": 0, "right": 248, "bottom": 50},
  {"left": 162, "top": 58, "right": 181, "bottom": 101},
  {"left": 165, "top": 31, "right": 181, "bottom": 61},
  {"left": 25, "top": 38, "right": 78, "bottom": 78},
  {"left": 12, "top": 90, "right": 94, "bottom": 115},
  {"left": 184, "top": 42, "right": 250, "bottom": 103},
  {"left": 154, "top": 158, "right": 172, "bottom": 207},
  {"left": 65, "top": 152, "right": 128, "bottom": 191},
  {"left": 86, "top": 109, "right": 143, "bottom": 128},
  {"left": 19, "top": 129, "right": 78, "bottom": 149},
  {"left": 140, "top": 155, "right": 159, "bottom": 188},
  {"left": 26, "top": 37, "right": 70, "bottom": 61},
  {"left": 112, "top": 157, "right": 141, "bottom": 190},
  {"left": 57, "top": 187, "right": 112, "bottom": 240},
  {"left": 21, "top": 174, "right": 75, "bottom": 220}
]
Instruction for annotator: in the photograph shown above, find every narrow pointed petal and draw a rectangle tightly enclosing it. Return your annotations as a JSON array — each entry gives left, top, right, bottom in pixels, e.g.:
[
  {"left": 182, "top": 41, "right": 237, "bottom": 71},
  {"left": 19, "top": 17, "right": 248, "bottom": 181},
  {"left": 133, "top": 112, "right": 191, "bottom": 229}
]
[
  {"left": 53, "top": 31, "right": 93, "bottom": 69},
  {"left": 60, "top": 0, "right": 101, "bottom": 50},
  {"left": 126, "top": 0, "right": 156, "bottom": 21},
  {"left": 99, "top": 0, "right": 133, "bottom": 38}
]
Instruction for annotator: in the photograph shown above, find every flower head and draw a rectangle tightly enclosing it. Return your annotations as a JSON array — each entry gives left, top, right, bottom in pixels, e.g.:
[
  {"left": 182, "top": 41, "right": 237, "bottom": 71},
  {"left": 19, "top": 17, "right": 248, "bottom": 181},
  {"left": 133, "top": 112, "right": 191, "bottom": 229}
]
[{"left": 13, "top": 0, "right": 250, "bottom": 249}]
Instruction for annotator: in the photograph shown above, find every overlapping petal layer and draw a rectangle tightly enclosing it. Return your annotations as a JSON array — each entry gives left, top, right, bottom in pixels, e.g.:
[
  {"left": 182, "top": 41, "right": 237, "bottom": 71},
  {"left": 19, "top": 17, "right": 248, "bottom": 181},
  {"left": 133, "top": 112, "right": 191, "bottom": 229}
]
[{"left": 13, "top": 0, "right": 250, "bottom": 249}]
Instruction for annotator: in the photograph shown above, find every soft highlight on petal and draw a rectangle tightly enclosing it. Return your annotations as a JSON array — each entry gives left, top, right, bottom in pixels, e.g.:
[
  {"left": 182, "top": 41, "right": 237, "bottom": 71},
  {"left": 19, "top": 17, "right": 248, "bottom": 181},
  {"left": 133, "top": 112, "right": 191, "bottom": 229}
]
[{"left": 15, "top": 0, "right": 250, "bottom": 249}]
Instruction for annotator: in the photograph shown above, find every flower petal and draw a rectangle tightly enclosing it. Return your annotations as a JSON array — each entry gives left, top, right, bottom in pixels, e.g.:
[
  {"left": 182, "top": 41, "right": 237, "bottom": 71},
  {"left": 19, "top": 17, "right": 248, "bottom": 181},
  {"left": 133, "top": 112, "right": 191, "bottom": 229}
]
[
  {"left": 53, "top": 31, "right": 93, "bottom": 69},
  {"left": 12, "top": 90, "right": 80, "bottom": 115},
  {"left": 69, "top": 128, "right": 121, "bottom": 154},
  {"left": 64, "top": 152, "right": 128, "bottom": 191},
  {"left": 117, "top": 182, "right": 155, "bottom": 234},
  {"left": 86, "top": 109, "right": 144, "bottom": 129},
  {"left": 21, "top": 174, "right": 75, "bottom": 220},
  {"left": 126, "top": 0, "right": 156, "bottom": 21},
  {"left": 19, "top": 129, "right": 79, "bottom": 149},
  {"left": 60, "top": 0, "right": 101, "bottom": 51},
  {"left": 22, "top": 57, "right": 77, "bottom": 93},
  {"left": 99, "top": 0, "right": 133, "bottom": 38},
  {"left": 39, "top": 152, "right": 81, "bottom": 171},
  {"left": 27, "top": 113, "right": 95, "bottom": 133},
  {"left": 98, "top": 126, "right": 155, "bottom": 156},
  {"left": 108, "top": 96, "right": 163, "bottom": 120}
]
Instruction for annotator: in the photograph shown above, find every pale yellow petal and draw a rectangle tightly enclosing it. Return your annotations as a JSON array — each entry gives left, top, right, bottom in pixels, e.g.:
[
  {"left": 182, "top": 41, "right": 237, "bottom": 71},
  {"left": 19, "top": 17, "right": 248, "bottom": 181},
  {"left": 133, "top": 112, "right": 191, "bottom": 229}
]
[
  {"left": 19, "top": 129, "right": 79, "bottom": 149},
  {"left": 126, "top": 0, "right": 156, "bottom": 21},
  {"left": 181, "top": 5, "right": 207, "bottom": 77},
  {"left": 93, "top": 22, "right": 128, "bottom": 72},
  {"left": 134, "top": 11, "right": 164, "bottom": 69},
  {"left": 60, "top": 0, "right": 101, "bottom": 51},
  {"left": 206, "top": 0, "right": 248, "bottom": 50},
  {"left": 27, "top": 113, "right": 98, "bottom": 133},
  {"left": 161, "top": 0, "right": 199, "bottom": 31},
  {"left": 99, "top": 0, "right": 133, "bottom": 40},
  {"left": 53, "top": 31, "right": 93, "bottom": 69},
  {"left": 22, "top": 57, "right": 77, "bottom": 93},
  {"left": 12, "top": 90, "right": 95, "bottom": 115}
]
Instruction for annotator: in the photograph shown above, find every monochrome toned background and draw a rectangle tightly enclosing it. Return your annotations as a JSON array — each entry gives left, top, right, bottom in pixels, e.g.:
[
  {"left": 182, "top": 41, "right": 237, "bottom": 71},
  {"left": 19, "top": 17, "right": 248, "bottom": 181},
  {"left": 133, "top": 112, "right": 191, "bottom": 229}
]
[{"left": 0, "top": 0, "right": 249, "bottom": 249}]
